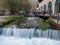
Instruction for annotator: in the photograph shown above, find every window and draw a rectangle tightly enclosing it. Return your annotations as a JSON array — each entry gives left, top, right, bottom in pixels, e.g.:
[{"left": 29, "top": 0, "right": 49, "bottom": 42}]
[
  {"left": 56, "top": 0, "right": 60, "bottom": 2},
  {"left": 59, "top": 3, "right": 60, "bottom": 12},
  {"left": 48, "top": 1, "right": 52, "bottom": 13},
  {"left": 41, "top": 6, "right": 42, "bottom": 11},
  {"left": 44, "top": 5, "right": 46, "bottom": 11}
]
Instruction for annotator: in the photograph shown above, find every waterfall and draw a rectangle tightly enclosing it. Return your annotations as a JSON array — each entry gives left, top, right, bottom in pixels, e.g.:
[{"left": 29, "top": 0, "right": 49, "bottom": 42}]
[
  {"left": 14, "top": 28, "right": 34, "bottom": 38},
  {"left": 2, "top": 28, "right": 13, "bottom": 36},
  {"left": 0, "top": 27, "right": 60, "bottom": 40}
]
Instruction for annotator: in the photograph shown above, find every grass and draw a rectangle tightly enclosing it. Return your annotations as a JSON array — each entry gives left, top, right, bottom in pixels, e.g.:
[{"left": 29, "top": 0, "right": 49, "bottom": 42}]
[{"left": 0, "top": 15, "right": 25, "bottom": 28}]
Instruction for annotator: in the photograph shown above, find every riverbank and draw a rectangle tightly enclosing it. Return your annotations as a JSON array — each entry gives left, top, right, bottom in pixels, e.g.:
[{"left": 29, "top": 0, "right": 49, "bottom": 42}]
[
  {"left": 0, "top": 15, "right": 60, "bottom": 30},
  {"left": 51, "top": 19, "right": 60, "bottom": 29}
]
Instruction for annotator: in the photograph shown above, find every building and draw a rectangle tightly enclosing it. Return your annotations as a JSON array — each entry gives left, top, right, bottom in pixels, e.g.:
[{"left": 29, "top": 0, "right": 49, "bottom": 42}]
[
  {"left": 29, "top": 0, "right": 38, "bottom": 13},
  {"left": 29, "top": 0, "right": 43, "bottom": 14},
  {"left": 29, "top": 0, "right": 38, "bottom": 8},
  {"left": 38, "top": 0, "right": 60, "bottom": 14}
]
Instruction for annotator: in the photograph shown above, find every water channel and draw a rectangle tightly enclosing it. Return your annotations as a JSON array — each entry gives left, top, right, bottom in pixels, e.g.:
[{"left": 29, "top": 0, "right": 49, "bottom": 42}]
[{"left": 0, "top": 17, "right": 60, "bottom": 45}]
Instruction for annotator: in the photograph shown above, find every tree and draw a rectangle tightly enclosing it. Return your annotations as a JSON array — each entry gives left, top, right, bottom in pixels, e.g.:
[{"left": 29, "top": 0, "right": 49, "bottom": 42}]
[
  {"left": 3, "top": 0, "right": 32, "bottom": 15},
  {"left": 0, "top": 0, "right": 4, "bottom": 9}
]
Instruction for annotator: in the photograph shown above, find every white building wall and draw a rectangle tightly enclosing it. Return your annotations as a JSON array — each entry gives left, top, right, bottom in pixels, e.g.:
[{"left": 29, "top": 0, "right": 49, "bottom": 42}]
[
  {"left": 39, "top": 0, "right": 56, "bottom": 14},
  {"left": 29, "top": 0, "right": 38, "bottom": 8}
]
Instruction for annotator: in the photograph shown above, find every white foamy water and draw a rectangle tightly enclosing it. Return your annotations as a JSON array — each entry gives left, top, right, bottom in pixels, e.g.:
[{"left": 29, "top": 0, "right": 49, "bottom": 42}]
[
  {"left": 0, "top": 36, "right": 60, "bottom": 45},
  {"left": 0, "top": 26, "right": 60, "bottom": 45}
]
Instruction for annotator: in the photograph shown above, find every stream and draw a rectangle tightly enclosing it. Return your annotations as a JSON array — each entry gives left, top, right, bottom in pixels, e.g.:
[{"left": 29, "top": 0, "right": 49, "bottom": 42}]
[{"left": 0, "top": 17, "right": 60, "bottom": 45}]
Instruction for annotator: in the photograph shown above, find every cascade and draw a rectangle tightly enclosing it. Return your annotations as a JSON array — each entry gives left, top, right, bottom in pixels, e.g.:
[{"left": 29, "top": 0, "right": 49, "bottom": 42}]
[
  {"left": 0, "top": 26, "right": 60, "bottom": 45},
  {"left": 0, "top": 27, "right": 60, "bottom": 40}
]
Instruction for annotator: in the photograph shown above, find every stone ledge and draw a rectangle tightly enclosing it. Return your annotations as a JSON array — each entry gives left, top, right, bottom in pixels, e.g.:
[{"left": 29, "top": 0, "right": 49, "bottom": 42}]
[{"left": 51, "top": 19, "right": 60, "bottom": 30}]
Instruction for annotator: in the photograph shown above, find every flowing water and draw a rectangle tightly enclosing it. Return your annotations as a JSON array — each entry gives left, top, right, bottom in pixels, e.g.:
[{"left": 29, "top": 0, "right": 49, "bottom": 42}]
[
  {"left": 0, "top": 26, "right": 60, "bottom": 45},
  {"left": 0, "top": 17, "right": 60, "bottom": 45}
]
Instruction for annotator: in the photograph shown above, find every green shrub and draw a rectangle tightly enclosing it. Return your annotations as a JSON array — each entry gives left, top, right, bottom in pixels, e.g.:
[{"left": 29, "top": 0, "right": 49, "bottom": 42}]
[
  {"left": 38, "top": 23, "right": 50, "bottom": 31},
  {"left": 45, "top": 18, "right": 51, "bottom": 24}
]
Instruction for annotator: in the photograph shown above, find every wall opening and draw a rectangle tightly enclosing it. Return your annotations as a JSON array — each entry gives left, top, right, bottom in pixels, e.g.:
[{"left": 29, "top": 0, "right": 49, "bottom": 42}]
[
  {"left": 48, "top": 1, "right": 52, "bottom": 14},
  {"left": 55, "top": 2, "right": 60, "bottom": 13}
]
